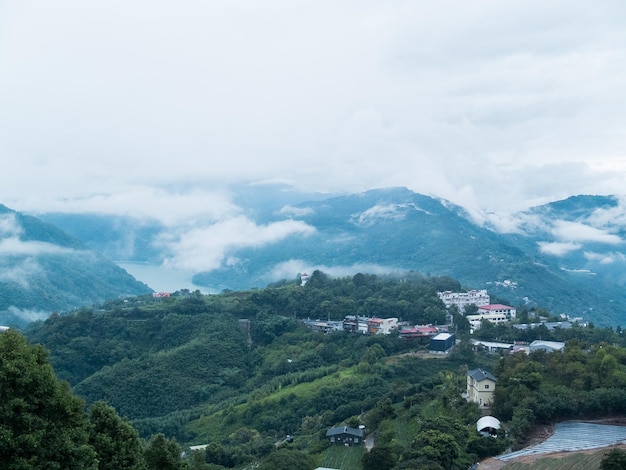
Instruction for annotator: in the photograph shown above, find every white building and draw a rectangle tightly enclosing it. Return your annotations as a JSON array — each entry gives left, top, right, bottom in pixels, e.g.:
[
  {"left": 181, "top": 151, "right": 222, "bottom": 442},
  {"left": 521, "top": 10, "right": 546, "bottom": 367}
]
[
  {"left": 367, "top": 317, "right": 398, "bottom": 335},
  {"left": 438, "top": 290, "right": 490, "bottom": 313},
  {"left": 466, "top": 305, "right": 515, "bottom": 332},
  {"left": 467, "top": 313, "right": 510, "bottom": 331},
  {"left": 477, "top": 304, "right": 516, "bottom": 319}
]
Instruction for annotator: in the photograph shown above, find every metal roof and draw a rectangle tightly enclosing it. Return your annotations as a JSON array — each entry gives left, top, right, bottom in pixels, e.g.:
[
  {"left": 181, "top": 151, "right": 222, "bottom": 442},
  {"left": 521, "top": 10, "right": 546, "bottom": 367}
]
[
  {"left": 325, "top": 426, "right": 364, "bottom": 438},
  {"left": 467, "top": 368, "right": 497, "bottom": 382}
]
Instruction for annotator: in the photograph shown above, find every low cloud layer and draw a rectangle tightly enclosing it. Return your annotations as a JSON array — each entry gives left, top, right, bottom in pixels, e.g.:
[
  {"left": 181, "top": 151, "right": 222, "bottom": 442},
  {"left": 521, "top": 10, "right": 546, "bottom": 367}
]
[
  {"left": 353, "top": 204, "right": 407, "bottom": 226},
  {"left": 4, "top": 306, "right": 50, "bottom": 323},
  {"left": 0, "top": 214, "right": 80, "bottom": 257},
  {"left": 0, "top": 258, "right": 40, "bottom": 289},
  {"left": 264, "top": 260, "right": 400, "bottom": 284},
  {"left": 161, "top": 217, "right": 315, "bottom": 272},
  {"left": 550, "top": 221, "right": 623, "bottom": 245},
  {"left": 0, "top": 213, "right": 84, "bottom": 288},
  {"left": 538, "top": 241, "right": 582, "bottom": 257},
  {"left": 584, "top": 251, "right": 626, "bottom": 265}
]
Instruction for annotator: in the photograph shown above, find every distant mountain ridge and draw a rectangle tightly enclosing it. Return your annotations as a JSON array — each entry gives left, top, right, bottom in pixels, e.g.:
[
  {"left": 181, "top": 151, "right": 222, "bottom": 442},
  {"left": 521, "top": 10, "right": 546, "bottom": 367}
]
[
  {"left": 32, "top": 188, "right": 626, "bottom": 326},
  {"left": 0, "top": 205, "right": 152, "bottom": 327}
]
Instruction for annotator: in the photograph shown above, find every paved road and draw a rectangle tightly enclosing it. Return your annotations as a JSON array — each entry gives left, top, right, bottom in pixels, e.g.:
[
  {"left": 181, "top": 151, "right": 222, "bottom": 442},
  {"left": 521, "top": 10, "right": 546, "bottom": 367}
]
[{"left": 497, "top": 421, "right": 626, "bottom": 461}]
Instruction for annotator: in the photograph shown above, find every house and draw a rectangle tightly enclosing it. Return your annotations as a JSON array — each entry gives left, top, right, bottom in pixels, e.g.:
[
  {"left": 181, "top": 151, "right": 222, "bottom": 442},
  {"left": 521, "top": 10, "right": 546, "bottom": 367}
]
[
  {"left": 477, "top": 304, "right": 516, "bottom": 319},
  {"left": 467, "top": 304, "right": 517, "bottom": 332},
  {"left": 367, "top": 317, "right": 398, "bottom": 335},
  {"left": 302, "top": 319, "right": 344, "bottom": 334},
  {"left": 429, "top": 332, "right": 456, "bottom": 354},
  {"left": 438, "top": 289, "right": 490, "bottom": 313},
  {"left": 343, "top": 316, "right": 370, "bottom": 334},
  {"left": 326, "top": 426, "right": 364, "bottom": 446},
  {"left": 470, "top": 339, "right": 514, "bottom": 354},
  {"left": 467, "top": 368, "right": 497, "bottom": 406},
  {"left": 398, "top": 325, "right": 439, "bottom": 340},
  {"left": 514, "top": 321, "right": 572, "bottom": 331},
  {"left": 529, "top": 340, "right": 565, "bottom": 353},
  {"left": 466, "top": 312, "right": 510, "bottom": 331}
]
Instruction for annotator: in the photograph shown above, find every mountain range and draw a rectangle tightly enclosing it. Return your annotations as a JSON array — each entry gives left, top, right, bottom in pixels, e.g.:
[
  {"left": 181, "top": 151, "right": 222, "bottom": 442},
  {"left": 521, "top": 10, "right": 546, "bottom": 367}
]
[
  {"left": 5, "top": 187, "right": 626, "bottom": 326},
  {"left": 0, "top": 204, "right": 152, "bottom": 327}
]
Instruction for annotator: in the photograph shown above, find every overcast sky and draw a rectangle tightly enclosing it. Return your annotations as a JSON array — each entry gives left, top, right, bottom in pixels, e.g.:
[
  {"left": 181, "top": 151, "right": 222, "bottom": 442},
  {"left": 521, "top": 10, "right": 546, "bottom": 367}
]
[{"left": 2, "top": 0, "right": 626, "bottom": 223}]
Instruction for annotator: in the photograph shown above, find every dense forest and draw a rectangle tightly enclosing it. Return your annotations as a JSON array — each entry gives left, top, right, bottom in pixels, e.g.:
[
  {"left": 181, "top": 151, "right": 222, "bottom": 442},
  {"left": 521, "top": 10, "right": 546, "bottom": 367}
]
[{"left": 3, "top": 271, "right": 626, "bottom": 469}]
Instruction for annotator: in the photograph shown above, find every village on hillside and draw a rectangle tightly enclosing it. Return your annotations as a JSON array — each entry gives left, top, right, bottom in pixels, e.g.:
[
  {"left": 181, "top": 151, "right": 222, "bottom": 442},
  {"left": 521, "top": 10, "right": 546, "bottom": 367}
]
[{"left": 300, "top": 288, "right": 581, "bottom": 357}]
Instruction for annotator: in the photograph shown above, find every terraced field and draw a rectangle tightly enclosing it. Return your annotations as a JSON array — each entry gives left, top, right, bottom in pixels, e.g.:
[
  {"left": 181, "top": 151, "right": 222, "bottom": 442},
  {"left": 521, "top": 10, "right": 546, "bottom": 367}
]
[{"left": 320, "top": 445, "right": 363, "bottom": 470}]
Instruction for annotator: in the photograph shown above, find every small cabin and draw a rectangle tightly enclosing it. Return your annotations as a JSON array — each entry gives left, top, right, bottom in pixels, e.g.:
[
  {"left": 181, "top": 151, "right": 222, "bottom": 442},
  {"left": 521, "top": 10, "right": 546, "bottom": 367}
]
[{"left": 326, "top": 426, "right": 364, "bottom": 446}]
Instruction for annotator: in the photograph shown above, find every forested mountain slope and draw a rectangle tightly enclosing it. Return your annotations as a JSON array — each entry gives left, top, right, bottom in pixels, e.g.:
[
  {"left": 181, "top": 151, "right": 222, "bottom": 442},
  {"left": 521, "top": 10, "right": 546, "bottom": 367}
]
[
  {"left": 0, "top": 205, "right": 152, "bottom": 327},
  {"left": 35, "top": 187, "right": 626, "bottom": 326}
]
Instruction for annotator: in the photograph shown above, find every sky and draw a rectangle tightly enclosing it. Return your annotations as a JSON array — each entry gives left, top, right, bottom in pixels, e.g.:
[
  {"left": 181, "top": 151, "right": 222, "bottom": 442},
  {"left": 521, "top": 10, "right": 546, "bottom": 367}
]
[{"left": 2, "top": 0, "right": 626, "bottom": 225}]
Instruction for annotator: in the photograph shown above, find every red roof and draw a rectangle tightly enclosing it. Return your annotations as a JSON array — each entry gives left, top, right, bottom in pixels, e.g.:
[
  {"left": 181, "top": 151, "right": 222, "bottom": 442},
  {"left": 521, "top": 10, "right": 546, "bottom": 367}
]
[{"left": 478, "top": 304, "right": 513, "bottom": 311}]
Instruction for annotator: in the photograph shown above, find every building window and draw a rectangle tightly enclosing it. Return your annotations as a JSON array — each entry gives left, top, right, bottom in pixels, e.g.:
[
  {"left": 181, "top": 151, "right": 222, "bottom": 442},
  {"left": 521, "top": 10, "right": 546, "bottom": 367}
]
[{"left": 484, "top": 384, "right": 490, "bottom": 389}]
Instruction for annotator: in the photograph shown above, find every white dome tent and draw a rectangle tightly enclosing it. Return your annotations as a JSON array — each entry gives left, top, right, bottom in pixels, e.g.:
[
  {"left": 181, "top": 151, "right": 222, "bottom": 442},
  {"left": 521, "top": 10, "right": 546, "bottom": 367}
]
[{"left": 477, "top": 416, "right": 501, "bottom": 437}]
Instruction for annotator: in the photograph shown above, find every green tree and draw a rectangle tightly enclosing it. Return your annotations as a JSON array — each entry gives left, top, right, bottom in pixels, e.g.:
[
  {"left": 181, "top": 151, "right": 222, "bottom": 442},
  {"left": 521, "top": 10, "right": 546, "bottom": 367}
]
[
  {"left": 362, "top": 445, "right": 396, "bottom": 470},
  {"left": 366, "top": 398, "right": 396, "bottom": 430},
  {"left": 0, "top": 330, "right": 97, "bottom": 469},
  {"left": 258, "top": 448, "right": 315, "bottom": 470},
  {"left": 144, "top": 434, "right": 187, "bottom": 470},
  {"left": 601, "top": 448, "right": 626, "bottom": 470},
  {"left": 411, "top": 430, "right": 460, "bottom": 470},
  {"left": 88, "top": 401, "right": 146, "bottom": 469}
]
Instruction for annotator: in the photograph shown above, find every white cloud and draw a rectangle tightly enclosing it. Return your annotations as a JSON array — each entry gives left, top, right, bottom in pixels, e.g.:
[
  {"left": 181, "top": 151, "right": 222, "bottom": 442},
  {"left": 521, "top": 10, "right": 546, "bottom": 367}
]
[
  {"left": 586, "top": 196, "right": 626, "bottom": 230},
  {"left": 0, "top": 258, "right": 41, "bottom": 288},
  {"left": 6, "top": 306, "right": 50, "bottom": 323},
  {"left": 584, "top": 251, "right": 626, "bottom": 265},
  {"left": 161, "top": 216, "right": 315, "bottom": 271},
  {"left": 537, "top": 241, "right": 581, "bottom": 256},
  {"left": 277, "top": 206, "right": 314, "bottom": 217},
  {"left": 0, "top": 214, "right": 80, "bottom": 258},
  {"left": 0, "top": 238, "right": 79, "bottom": 257},
  {"left": 20, "top": 187, "right": 239, "bottom": 226},
  {"left": 1, "top": 0, "right": 626, "bottom": 218},
  {"left": 353, "top": 204, "right": 406, "bottom": 226},
  {"left": 0, "top": 214, "right": 22, "bottom": 237},
  {"left": 263, "top": 259, "right": 311, "bottom": 282},
  {"left": 550, "top": 220, "right": 623, "bottom": 244},
  {"left": 263, "top": 260, "right": 401, "bottom": 283}
]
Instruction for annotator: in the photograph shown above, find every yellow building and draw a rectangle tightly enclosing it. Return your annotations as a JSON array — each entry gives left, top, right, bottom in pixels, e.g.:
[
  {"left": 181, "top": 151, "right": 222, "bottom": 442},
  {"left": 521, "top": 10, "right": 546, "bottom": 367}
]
[{"left": 467, "top": 368, "right": 497, "bottom": 406}]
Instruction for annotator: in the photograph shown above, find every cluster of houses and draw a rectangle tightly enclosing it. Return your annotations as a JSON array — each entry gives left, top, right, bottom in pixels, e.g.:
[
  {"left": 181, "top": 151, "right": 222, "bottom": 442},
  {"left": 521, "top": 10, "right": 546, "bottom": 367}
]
[
  {"left": 302, "top": 315, "right": 400, "bottom": 335},
  {"left": 303, "top": 290, "right": 520, "bottom": 339},
  {"left": 302, "top": 289, "right": 574, "bottom": 360},
  {"left": 437, "top": 289, "right": 517, "bottom": 333},
  {"left": 302, "top": 289, "right": 518, "bottom": 341}
]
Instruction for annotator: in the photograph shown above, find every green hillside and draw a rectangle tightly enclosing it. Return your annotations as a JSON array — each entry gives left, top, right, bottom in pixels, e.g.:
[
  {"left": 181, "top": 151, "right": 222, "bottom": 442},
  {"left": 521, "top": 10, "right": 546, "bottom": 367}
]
[
  {"left": 19, "top": 272, "right": 626, "bottom": 468},
  {"left": 0, "top": 204, "right": 152, "bottom": 327}
]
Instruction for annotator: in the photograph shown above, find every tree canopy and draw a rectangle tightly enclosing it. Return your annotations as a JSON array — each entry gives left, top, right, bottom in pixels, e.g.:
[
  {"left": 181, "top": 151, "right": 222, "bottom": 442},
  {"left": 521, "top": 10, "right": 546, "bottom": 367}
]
[{"left": 0, "top": 329, "right": 97, "bottom": 469}]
